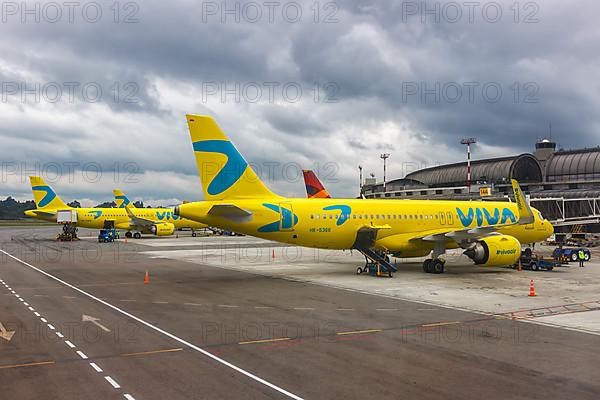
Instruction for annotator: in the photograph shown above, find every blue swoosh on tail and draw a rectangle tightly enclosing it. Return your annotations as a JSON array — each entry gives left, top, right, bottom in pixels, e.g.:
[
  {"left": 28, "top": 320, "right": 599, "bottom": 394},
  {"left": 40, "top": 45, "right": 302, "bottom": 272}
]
[{"left": 193, "top": 140, "right": 248, "bottom": 195}]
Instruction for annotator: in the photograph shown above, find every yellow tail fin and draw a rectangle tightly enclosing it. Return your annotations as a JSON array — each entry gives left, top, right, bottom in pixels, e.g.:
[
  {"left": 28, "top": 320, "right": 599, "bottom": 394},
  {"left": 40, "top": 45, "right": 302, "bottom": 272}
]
[
  {"left": 29, "top": 176, "right": 69, "bottom": 210},
  {"left": 186, "top": 114, "right": 280, "bottom": 201},
  {"left": 113, "top": 189, "right": 136, "bottom": 208}
]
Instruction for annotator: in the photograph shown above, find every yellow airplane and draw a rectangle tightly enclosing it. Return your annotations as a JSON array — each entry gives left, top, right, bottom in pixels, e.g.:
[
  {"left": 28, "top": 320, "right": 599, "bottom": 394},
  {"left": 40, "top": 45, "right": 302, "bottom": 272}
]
[
  {"left": 25, "top": 176, "right": 207, "bottom": 238},
  {"left": 174, "top": 115, "right": 553, "bottom": 274}
]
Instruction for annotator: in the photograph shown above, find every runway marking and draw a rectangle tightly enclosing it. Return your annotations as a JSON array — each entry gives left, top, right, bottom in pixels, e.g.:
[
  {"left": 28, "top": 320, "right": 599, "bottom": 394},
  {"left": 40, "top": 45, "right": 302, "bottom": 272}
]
[
  {"left": 122, "top": 348, "right": 183, "bottom": 357},
  {"left": 90, "top": 362, "right": 103, "bottom": 373},
  {"left": 0, "top": 249, "right": 305, "bottom": 400},
  {"left": 422, "top": 321, "right": 461, "bottom": 328},
  {"left": 34, "top": 294, "right": 49, "bottom": 297},
  {"left": 152, "top": 301, "right": 169, "bottom": 304},
  {"left": 124, "top": 394, "right": 136, "bottom": 400},
  {"left": 34, "top": 312, "right": 40, "bottom": 317},
  {"left": 47, "top": 324, "right": 55, "bottom": 330},
  {"left": 254, "top": 306, "right": 274, "bottom": 309},
  {"left": 184, "top": 302, "right": 203, "bottom": 306},
  {"left": 0, "top": 360, "right": 55, "bottom": 370},
  {"left": 56, "top": 332, "right": 64, "bottom": 338},
  {"left": 28, "top": 306, "right": 34, "bottom": 311},
  {"left": 65, "top": 340, "right": 76, "bottom": 348},
  {"left": 18, "top": 297, "right": 24, "bottom": 302},
  {"left": 120, "top": 299, "right": 136, "bottom": 302},
  {"left": 336, "top": 308, "right": 354, "bottom": 311},
  {"left": 77, "top": 351, "right": 89, "bottom": 359},
  {"left": 417, "top": 308, "right": 437, "bottom": 311},
  {"left": 40, "top": 317, "right": 47, "bottom": 323},
  {"left": 239, "top": 337, "right": 291, "bottom": 345},
  {"left": 293, "top": 307, "right": 314, "bottom": 311},
  {"left": 105, "top": 376, "right": 121, "bottom": 389},
  {"left": 375, "top": 308, "right": 398, "bottom": 312},
  {"left": 217, "top": 304, "right": 239, "bottom": 308},
  {"left": 62, "top": 296, "right": 76, "bottom": 299},
  {"left": 337, "top": 329, "right": 382, "bottom": 336},
  {"left": 23, "top": 302, "right": 29, "bottom": 306}
]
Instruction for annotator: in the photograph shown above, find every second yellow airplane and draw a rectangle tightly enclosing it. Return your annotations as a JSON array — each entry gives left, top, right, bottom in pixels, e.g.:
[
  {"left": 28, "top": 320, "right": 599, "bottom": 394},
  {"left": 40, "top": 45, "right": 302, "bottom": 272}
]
[{"left": 25, "top": 176, "right": 207, "bottom": 238}]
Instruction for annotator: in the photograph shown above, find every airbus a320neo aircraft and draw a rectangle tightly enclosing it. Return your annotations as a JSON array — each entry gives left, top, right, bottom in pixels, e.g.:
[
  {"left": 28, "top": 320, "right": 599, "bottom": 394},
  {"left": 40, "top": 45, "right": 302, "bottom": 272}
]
[
  {"left": 25, "top": 176, "right": 206, "bottom": 238},
  {"left": 175, "top": 115, "right": 553, "bottom": 275}
]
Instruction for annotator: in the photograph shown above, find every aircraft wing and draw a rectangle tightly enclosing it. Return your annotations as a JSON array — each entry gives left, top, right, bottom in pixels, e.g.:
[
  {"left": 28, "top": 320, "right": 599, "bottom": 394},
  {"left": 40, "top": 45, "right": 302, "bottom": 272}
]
[
  {"left": 410, "top": 180, "right": 533, "bottom": 244},
  {"left": 123, "top": 205, "right": 156, "bottom": 227}
]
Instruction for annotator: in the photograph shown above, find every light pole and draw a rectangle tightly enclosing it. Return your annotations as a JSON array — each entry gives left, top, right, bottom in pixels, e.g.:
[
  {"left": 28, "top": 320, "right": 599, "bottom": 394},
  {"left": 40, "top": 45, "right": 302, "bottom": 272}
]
[
  {"left": 460, "top": 138, "right": 476, "bottom": 191},
  {"left": 358, "top": 165, "right": 363, "bottom": 196},
  {"left": 380, "top": 153, "right": 390, "bottom": 193}
]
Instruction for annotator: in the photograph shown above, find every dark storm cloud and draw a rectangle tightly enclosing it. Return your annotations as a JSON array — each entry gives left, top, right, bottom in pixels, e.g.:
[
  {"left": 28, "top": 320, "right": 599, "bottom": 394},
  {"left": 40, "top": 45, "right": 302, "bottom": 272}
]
[{"left": 1, "top": 0, "right": 599, "bottom": 201}]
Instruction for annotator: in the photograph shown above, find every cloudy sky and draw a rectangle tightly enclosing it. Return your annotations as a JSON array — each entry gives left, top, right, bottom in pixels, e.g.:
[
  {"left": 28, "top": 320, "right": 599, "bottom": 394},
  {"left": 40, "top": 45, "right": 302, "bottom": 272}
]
[{"left": 1, "top": 0, "right": 599, "bottom": 205}]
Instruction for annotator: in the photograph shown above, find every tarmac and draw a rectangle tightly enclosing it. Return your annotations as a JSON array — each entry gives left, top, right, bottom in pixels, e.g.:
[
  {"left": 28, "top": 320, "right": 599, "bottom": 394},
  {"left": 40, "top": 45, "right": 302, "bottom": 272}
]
[{"left": 1, "top": 226, "right": 599, "bottom": 399}]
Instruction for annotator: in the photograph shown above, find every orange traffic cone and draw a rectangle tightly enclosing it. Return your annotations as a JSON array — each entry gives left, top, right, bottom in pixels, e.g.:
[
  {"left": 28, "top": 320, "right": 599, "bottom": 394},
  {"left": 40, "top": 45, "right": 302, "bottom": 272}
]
[
  {"left": 528, "top": 279, "right": 536, "bottom": 297},
  {"left": 144, "top": 271, "right": 149, "bottom": 285}
]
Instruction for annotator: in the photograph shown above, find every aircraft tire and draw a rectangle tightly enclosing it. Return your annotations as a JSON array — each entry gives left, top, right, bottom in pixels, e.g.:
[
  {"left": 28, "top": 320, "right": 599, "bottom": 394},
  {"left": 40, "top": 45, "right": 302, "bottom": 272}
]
[
  {"left": 422, "top": 259, "right": 433, "bottom": 273},
  {"left": 432, "top": 260, "right": 445, "bottom": 274}
]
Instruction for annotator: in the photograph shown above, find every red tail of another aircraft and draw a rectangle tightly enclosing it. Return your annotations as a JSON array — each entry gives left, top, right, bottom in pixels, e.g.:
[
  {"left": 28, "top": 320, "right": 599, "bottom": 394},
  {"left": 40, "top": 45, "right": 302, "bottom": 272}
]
[{"left": 302, "top": 170, "right": 331, "bottom": 199}]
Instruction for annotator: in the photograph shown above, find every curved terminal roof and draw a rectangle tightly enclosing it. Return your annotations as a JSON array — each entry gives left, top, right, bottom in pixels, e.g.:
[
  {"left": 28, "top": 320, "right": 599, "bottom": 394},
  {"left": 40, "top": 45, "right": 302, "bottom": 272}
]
[
  {"left": 405, "top": 154, "right": 543, "bottom": 187},
  {"left": 545, "top": 148, "right": 600, "bottom": 182}
]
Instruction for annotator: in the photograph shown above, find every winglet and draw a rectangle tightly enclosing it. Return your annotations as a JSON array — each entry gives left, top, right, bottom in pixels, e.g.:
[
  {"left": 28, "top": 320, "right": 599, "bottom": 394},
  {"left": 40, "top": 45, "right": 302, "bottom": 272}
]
[
  {"left": 511, "top": 179, "right": 534, "bottom": 224},
  {"left": 123, "top": 203, "right": 136, "bottom": 219}
]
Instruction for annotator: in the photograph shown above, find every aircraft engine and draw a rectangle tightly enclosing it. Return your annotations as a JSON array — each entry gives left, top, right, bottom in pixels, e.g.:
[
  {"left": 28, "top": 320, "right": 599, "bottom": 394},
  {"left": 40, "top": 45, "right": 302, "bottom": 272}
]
[
  {"left": 151, "top": 222, "right": 175, "bottom": 236},
  {"left": 463, "top": 235, "right": 521, "bottom": 266}
]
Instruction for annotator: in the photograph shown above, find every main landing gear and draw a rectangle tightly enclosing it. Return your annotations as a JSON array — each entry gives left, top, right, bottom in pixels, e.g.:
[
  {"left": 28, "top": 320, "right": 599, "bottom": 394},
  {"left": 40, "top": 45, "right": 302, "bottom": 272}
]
[
  {"left": 125, "top": 231, "right": 141, "bottom": 239},
  {"left": 422, "top": 242, "right": 446, "bottom": 274}
]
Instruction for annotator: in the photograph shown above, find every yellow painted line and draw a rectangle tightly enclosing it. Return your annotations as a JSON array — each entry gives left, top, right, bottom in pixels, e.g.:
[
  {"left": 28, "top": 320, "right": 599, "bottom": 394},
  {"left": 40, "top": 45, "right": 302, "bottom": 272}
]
[
  {"left": 337, "top": 329, "right": 382, "bottom": 336},
  {"left": 239, "top": 337, "right": 291, "bottom": 345},
  {"left": 0, "top": 360, "right": 55, "bottom": 370},
  {"left": 421, "top": 321, "right": 461, "bottom": 328},
  {"left": 121, "top": 347, "right": 183, "bottom": 357}
]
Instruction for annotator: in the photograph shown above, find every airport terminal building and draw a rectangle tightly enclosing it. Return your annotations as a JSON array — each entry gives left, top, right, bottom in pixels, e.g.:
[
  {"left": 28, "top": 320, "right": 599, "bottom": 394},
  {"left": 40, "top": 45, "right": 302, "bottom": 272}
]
[{"left": 362, "top": 140, "right": 600, "bottom": 228}]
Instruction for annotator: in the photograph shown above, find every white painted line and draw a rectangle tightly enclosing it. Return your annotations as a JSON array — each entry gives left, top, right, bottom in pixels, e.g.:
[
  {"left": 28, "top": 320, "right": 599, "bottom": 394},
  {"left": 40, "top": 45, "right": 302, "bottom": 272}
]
[
  {"left": 90, "top": 362, "right": 103, "bottom": 372},
  {"left": 28, "top": 307, "right": 34, "bottom": 311},
  {"left": 18, "top": 298, "right": 24, "bottom": 302},
  {"left": 104, "top": 376, "right": 121, "bottom": 389},
  {"left": 336, "top": 308, "right": 354, "bottom": 311},
  {"left": 47, "top": 324, "right": 55, "bottom": 330},
  {"left": 15, "top": 294, "right": 20, "bottom": 298},
  {"left": 183, "top": 303, "right": 202, "bottom": 306},
  {"left": 34, "top": 294, "right": 49, "bottom": 297},
  {"left": 77, "top": 351, "right": 88, "bottom": 359},
  {"left": 254, "top": 306, "right": 274, "bottom": 309},
  {"left": 23, "top": 302, "right": 29, "bottom": 306},
  {"left": 56, "top": 332, "right": 64, "bottom": 338},
  {"left": 217, "top": 304, "right": 239, "bottom": 308},
  {"left": 34, "top": 312, "right": 40, "bottom": 317},
  {"left": 375, "top": 308, "right": 398, "bottom": 312},
  {"left": 65, "top": 340, "right": 76, "bottom": 349},
  {"left": 62, "top": 296, "right": 76, "bottom": 299},
  {"left": 0, "top": 248, "right": 305, "bottom": 400},
  {"left": 124, "top": 394, "right": 136, "bottom": 400},
  {"left": 152, "top": 301, "right": 169, "bottom": 304},
  {"left": 120, "top": 299, "right": 136, "bottom": 302},
  {"left": 293, "top": 307, "right": 314, "bottom": 311},
  {"left": 40, "top": 317, "right": 48, "bottom": 323}
]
